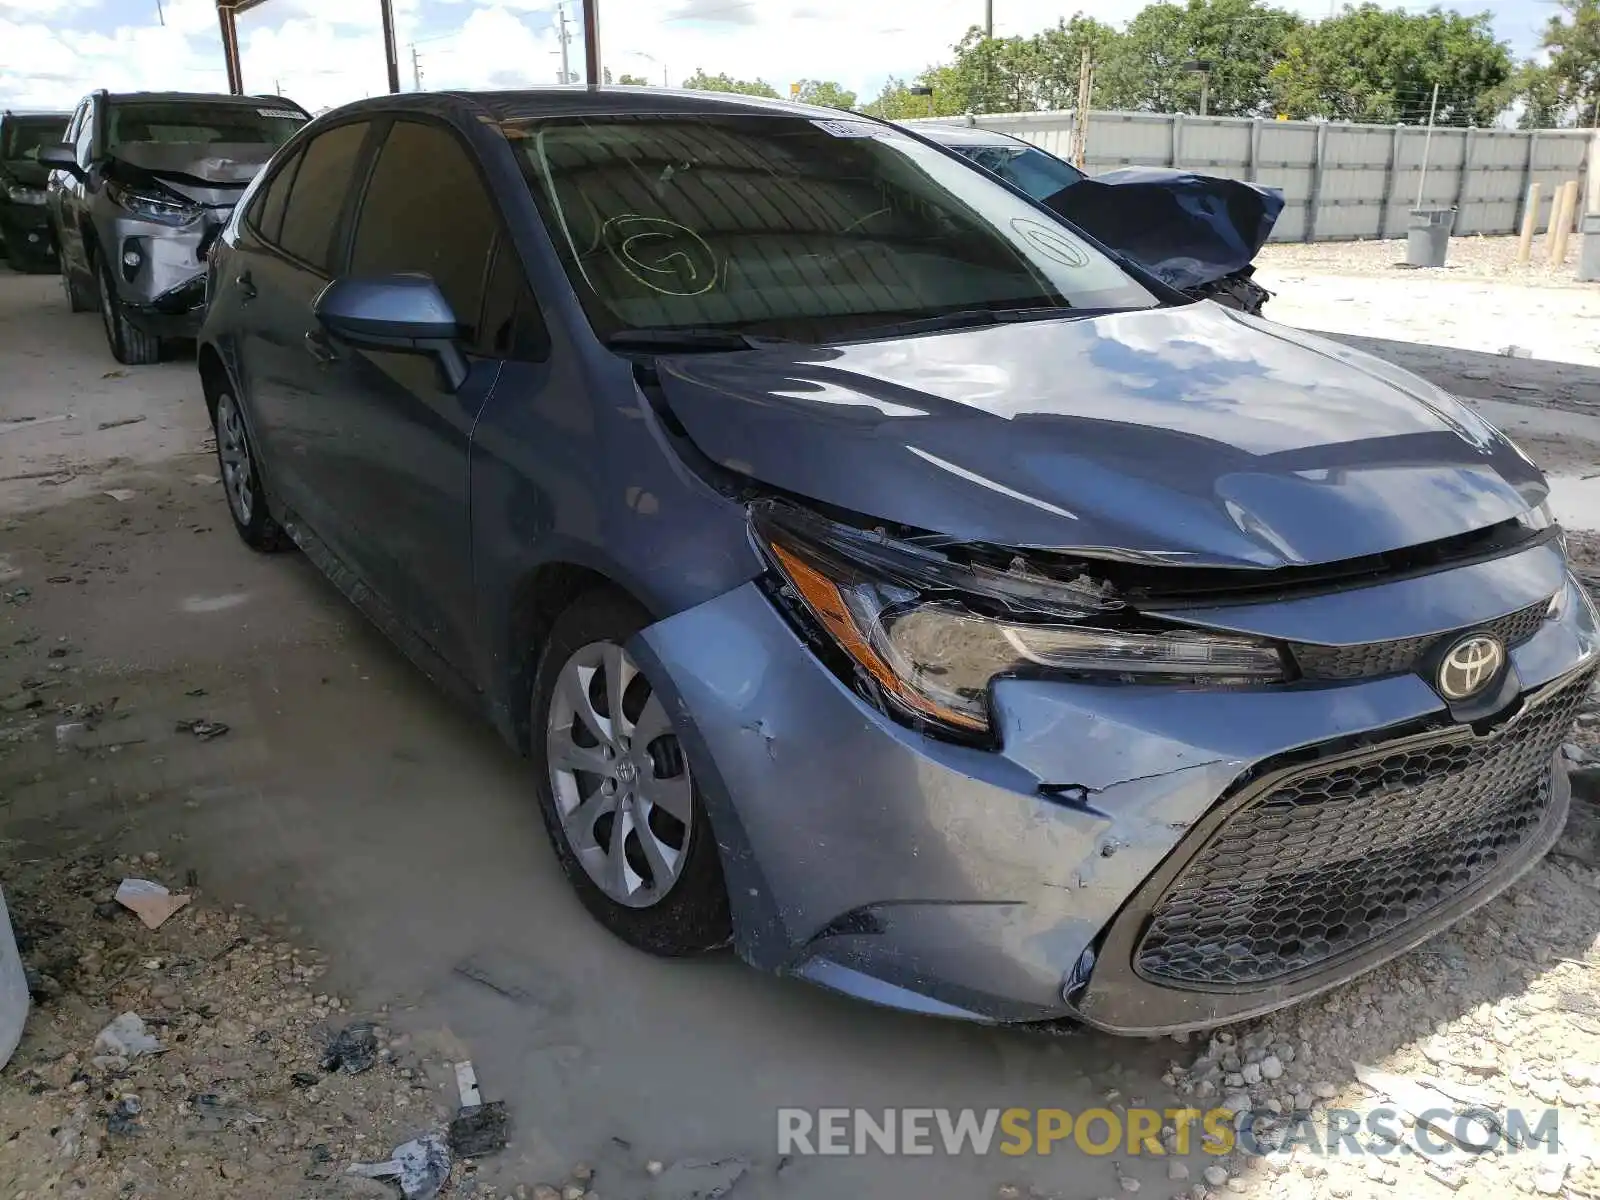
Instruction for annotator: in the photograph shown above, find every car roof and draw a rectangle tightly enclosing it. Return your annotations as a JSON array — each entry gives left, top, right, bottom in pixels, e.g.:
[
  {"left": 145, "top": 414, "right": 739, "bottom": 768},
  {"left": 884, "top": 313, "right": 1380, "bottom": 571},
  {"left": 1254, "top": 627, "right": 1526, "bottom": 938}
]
[
  {"left": 103, "top": 91, "right": 306, "bottom": 111},
  {"left": 323, "top": 85, "right": 880, "bottom": 126},
  {"left": 1, "top": 110, "right": 70, "bottom": 122},
  {"left": 912, "top": 123, "right": 1032, "bottom": 150}
]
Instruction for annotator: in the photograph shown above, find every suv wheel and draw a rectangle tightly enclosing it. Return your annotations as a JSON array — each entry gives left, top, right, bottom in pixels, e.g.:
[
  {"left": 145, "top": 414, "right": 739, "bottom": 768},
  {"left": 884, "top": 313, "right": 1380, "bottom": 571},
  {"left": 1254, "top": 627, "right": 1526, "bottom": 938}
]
[
  {"left": 59, "top": 251, "right": 92, "bottom": 312},
  {"left": 213, "top": 390, "right": 289, "bottom": 552},
  {"left": 96, "top": 256, "right": 160, "bottom": 365},
  {"left": 531, "top": 590, "right": 732, "bottom": 956}
]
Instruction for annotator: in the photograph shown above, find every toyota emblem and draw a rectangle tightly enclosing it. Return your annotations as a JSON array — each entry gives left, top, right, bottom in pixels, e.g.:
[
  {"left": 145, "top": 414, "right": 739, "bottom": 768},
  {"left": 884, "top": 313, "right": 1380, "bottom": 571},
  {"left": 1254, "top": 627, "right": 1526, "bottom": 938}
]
[{"left": 1437, "top": 634, "right": 1505, "bottom": 700}]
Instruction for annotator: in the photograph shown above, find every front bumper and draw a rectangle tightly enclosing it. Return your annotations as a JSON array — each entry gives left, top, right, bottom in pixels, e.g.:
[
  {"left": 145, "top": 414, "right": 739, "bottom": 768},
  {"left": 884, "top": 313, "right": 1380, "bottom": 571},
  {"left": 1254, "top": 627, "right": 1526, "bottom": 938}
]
[
  {"left": 104, "top": 207, "right": 226, "bottom": 337},
  {"left": 633, "top": 537, "right": 1599, "bottom": 1031},
  {"left": 0, "top": 201, "right": 55, "bottom": 264}
]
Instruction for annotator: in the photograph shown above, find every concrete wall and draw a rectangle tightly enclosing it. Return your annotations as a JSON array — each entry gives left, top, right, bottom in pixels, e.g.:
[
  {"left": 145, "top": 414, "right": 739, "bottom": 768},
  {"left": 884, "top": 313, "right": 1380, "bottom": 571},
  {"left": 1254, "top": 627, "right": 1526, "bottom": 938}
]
[{"left": 905, "top": 111, "right": 1594, "bottom": 243}]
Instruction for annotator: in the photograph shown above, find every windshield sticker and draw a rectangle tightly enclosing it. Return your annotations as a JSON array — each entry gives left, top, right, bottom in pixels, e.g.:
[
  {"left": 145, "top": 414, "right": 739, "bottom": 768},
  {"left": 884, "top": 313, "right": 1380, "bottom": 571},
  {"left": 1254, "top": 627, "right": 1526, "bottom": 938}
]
[
  {"left": 1009, "top": 218, "right": 1090, "bottom": 269},
  {"left": 811, "top": 119, "right": 882, "bottom": 139},
  {"left": 257, "top": 108, "right": 306, "bottom": 121}
]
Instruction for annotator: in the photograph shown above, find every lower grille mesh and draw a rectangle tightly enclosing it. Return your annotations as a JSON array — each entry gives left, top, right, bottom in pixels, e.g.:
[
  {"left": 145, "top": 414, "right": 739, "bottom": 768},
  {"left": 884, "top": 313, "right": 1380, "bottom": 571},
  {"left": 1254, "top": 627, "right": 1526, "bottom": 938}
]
[{"left": 1134, "top": 668, "right": 1593, "bottom": 988}]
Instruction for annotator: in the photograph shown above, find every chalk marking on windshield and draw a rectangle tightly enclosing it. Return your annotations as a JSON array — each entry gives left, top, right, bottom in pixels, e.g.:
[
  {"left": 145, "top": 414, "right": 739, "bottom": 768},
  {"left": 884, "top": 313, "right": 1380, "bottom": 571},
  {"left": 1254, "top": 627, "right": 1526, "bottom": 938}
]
[
  {"left": 603, "top": 214, "right": 718, "bottom": 298},
  {"left": 905, "top": 446, "right": 1079, "bottom": 520}
]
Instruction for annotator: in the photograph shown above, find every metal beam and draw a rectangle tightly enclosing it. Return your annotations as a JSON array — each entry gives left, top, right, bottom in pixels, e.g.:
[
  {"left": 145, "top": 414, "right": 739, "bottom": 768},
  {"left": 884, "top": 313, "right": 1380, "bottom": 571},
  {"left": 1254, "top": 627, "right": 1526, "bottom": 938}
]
[
  {"left": 379, "top": 0, "right": 401, "bottom": 94},
  {"left": 582, "top": 0, "right": 600, "bottom": 87},
  {"left": 216, "top": 2, "right": 243, "bottom": 95}
]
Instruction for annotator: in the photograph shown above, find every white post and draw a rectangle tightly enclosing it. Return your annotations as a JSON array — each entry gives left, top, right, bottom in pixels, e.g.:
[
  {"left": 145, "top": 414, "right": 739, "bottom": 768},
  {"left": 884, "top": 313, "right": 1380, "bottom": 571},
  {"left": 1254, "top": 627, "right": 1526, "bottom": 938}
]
[{"left": 1415, "top": 82, "right": 1440, "bottom": 209}]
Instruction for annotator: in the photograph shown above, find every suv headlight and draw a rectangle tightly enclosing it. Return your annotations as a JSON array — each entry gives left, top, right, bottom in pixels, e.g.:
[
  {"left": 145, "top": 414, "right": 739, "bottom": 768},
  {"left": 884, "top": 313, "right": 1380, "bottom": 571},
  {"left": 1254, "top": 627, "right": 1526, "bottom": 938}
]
[
  {"left": 754, "top": 501, "right": 1288, "bottom": 738},
  {"left": 3, "top": 183, "right": 46, "bottom": 205},
  {"left": 106, "top": 181, "right": 200, "bottom": 226}
]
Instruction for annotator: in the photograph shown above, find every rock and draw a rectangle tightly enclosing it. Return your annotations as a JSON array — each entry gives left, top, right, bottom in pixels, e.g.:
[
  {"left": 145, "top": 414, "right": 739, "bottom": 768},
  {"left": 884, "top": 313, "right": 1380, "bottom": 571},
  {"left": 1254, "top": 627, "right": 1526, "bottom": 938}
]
[
  {"left": 570, "top": 1163, "right": 593, "bottom": 1183},
  {"left": 1225, "top": 1178, "right": 1248, "bottom": 1194},
  {"left": 94, "top": 1013, "right": 161, "bottom": 1059},
  {"left": 1223, "top": 1091, "right": 1252, "bottom": 1115},
  {"left": 1564, "top": 743, "right": 1589, "bottom": 764},
  {"left": 1204, "top": 1165, "right": 1229, "bottom": 1187},
  {"left": 1260, "top": 1055, "right": 1283, "bottom": 1081},
  {"left": 1169, "top": 1161, "right": 1190, "bottom": 1180},
  {"left": 562, "top": 1187, "right": 584, "bottom": 1200},
  {"left": 1118, "top": 1178, "right": 1140, "bottom": 1193},
  {"left": 1312, "top": 1081, "right": 1338, "bottom": 1101},
  {"left": 1242, "top": 1063, "right": 1262, "bottom": 1085},
  {"left": 530, "top": 1188, "right": 559, "bottom": 1200},
  {"left": 1226, "top": 1072, "right": 1246, "bottom": 1088},
  {"left": 645, "top": 1161, "right": 664, "bottom": 1177},
  {"left": 996, "top": 1187, "right": 1022, "bottom": 1200}
]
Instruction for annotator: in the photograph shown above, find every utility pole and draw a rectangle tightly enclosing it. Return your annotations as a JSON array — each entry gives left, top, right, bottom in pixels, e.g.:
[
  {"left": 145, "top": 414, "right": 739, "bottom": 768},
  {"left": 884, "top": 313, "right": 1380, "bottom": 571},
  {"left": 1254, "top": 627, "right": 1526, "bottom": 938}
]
[
  {"left": 410, "top": 43, "right": 423, "bottom": 90},
  {"left": 1071, "top": 48, "right": 1093, "bottom": 169},
  {"left": 379, "top": 0, "right": 401, "bottom": 93},
  {"left": 557, "top": 4, "right": 572, "bottom": 84},
  {"left": 984, "top": 0, "right": 992, "bottom": 37}
]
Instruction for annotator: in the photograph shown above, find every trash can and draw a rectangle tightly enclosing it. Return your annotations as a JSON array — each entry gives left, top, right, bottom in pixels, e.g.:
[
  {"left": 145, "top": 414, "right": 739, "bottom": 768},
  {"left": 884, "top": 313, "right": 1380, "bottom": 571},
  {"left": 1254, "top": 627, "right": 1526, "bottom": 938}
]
[
  {"left": 1406, "top": 207, "right": 1457, "bottom": 268},
  {"left": 0, "top": 886, "right": 30, "bottom": 1069},
  {"left": 1580, "top": 213, "right": 1600, "bottom": 283}
]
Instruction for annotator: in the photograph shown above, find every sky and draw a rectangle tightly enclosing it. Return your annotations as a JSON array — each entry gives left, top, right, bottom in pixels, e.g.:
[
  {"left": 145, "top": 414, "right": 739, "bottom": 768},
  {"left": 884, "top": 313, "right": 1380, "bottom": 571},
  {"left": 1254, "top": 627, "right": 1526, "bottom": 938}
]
[{"left": 0, "top": 0, "right": 1560, "bottom": 116}]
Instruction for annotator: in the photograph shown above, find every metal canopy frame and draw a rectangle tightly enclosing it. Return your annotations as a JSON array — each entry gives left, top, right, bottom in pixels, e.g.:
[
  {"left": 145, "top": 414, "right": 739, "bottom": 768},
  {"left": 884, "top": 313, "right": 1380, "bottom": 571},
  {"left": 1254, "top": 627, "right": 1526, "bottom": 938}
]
[
  {"left": 214, "top": 0, "right": 600, "bottom": 97},
  {"left": 216, "top": 0, "right": 401, "bottom": 96}
]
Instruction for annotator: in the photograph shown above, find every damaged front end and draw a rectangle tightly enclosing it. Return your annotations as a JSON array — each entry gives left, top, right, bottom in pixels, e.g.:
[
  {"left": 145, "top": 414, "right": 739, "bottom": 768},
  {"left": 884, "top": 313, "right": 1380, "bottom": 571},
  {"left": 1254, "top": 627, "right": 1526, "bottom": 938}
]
[
  {"left": 630, "top": 473, "right": 1596, "bottom": 1031},
  {"left": 96, "top": 143, "right": 267, "bottom": 336}
]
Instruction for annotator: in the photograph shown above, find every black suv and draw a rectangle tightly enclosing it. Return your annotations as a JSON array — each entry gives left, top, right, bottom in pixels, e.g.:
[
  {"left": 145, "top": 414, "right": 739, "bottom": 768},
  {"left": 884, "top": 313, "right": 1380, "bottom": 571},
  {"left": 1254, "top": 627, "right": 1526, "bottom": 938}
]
[
  {"left": 0, "top": 110, "right": 70, "bottom": 272},
  {"left": 42, "top": 90, "right": 308, "bottom": 363}
]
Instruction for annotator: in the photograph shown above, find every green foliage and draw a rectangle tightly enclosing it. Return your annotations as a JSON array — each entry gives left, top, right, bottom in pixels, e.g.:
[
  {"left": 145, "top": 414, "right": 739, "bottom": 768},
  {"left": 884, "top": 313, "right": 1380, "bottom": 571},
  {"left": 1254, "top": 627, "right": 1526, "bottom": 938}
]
[
  {"left": 1515, "top": 0, "right": 1600, "bottom": 127},
  {"left": 681, "top": 70, "right": 780, "bottom": 99},
  {"left": 616, "top": 73, "right": 651, "bottom": 87},
  {"left": 1267, "top": 4, "right": 1512, "bottom": 125},
  {"left": 856, "top": 0, "right": 1525, "bottom": 125},
  {"left": 794, "top": 80, "right": 858, "bottom": 110}
]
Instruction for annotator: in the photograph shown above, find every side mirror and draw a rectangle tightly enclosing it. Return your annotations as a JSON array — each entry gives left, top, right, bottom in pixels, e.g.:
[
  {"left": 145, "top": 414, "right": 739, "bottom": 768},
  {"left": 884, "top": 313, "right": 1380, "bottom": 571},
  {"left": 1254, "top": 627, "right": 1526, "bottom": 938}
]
[
  {"left": 313, "top": 273, "right": 469, "bottom": 392},
  {"left": 38, "top": 144, "right": 83, "bottom": 180}
]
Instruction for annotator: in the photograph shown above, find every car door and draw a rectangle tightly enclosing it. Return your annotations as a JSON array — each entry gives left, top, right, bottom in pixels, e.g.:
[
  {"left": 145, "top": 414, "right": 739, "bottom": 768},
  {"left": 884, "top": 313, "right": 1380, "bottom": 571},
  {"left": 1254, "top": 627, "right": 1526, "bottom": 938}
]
[
  {"left": 229, "top": 119, "right": 375, "bottom": 554},
  {"left": 50, "top": 99, "right": 90, "bottom": 281},
  {"left": 307, "top": 115, "right": 519, "bottom": 675}
]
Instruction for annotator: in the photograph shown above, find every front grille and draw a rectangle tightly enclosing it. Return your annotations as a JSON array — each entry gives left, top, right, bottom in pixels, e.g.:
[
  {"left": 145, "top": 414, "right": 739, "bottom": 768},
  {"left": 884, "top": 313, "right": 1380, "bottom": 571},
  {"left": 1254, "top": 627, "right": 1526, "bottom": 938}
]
[
  {"left": 1134, "top": 666, "right": 1593, "bottom": 988},
  {"left": 1290, "top": 598, "right": 1550, "bottom": 682}
]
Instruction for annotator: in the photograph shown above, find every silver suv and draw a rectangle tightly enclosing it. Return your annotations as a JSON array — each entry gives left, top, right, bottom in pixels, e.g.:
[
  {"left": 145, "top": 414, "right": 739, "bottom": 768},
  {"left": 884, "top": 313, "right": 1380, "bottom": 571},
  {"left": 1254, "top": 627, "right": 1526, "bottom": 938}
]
[{"left": 42, "top": 90, "right": 307, "bottom": 364}]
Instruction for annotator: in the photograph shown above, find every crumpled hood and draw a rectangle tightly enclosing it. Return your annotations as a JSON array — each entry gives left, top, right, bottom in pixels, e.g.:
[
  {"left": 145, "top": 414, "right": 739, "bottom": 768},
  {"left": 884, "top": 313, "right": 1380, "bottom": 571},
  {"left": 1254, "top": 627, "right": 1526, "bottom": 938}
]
[
  {"left": 2, "top": 161, "right": 49, "bottom": 189},
  {"left": 109, "top": 141, "right": 274, "bottom": 191},
  {"left": 652, "top": 303, "right": 1547, "bottom": 569}
]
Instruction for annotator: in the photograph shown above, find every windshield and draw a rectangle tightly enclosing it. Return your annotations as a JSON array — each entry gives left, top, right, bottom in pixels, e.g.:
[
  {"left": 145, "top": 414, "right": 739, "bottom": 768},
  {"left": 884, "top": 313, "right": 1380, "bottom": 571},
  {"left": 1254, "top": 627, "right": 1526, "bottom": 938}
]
[
  {"left": 106, "top": 102, "right": 306, "bottom": 149},
  {"left": 953, "top": 142, "right": 1086, "bottom": 203},
  {"left": 2, "top": 117, "right": 68, "bottom": 163},
  {"left": 510, "top": 113, "right": 1156, "bottom": 343}
]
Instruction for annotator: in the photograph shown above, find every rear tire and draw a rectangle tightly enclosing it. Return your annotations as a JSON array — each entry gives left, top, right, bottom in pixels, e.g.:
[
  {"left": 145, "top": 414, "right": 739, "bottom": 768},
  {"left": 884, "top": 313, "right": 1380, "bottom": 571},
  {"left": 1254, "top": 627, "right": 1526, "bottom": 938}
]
[
  {"left": 530, "top": 590, "right": 731, "bottom": 956},
  {"left": 96, "top": 256, "right": 160, "bottom": 365}
]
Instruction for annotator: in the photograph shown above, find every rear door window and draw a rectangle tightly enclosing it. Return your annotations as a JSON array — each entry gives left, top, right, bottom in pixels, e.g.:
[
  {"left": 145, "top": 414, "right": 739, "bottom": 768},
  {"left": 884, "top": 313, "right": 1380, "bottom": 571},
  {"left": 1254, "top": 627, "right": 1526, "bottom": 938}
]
[
  {"left": 278, "top": 122, "right": 369, "bottom": 273},
  {"left": 348, "top": 119, "right": 498, "bottom": 343}
]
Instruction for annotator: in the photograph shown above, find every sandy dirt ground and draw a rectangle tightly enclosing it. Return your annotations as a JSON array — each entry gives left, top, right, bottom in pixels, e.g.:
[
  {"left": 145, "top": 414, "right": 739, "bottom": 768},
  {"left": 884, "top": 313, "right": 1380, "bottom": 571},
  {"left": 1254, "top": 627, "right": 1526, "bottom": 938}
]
[{"left": 1, "top": 255, "right": 1599, "bottom": 1200}]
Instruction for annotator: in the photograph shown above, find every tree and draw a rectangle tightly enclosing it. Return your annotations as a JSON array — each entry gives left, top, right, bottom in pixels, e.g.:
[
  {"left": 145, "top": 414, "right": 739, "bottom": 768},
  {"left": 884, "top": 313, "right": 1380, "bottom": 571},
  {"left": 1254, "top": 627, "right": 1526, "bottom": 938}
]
[
  {"left": 1097, "top": 0, "right": 1303, "bottom": 116},
  {"left": 1267, "top": 4, "right": 1513, "bottom": 125},
  {"left": 861, "top": 74, "right": 964, "bottom": 119},
  {"left": 795, "top": 79, "right": 858, "bottom": 110},
  {"left": 681, "top": 70, "right": 780, "bottom": 98},
  {"left": 616, "top": 72, "right": 651, "bottom": 87},
  {"left": 1515, "top": 0, "right": 1600, "bottom": 127},
  {"left": 1033, "top": 16, "right": 1124, "bottom": 110}
]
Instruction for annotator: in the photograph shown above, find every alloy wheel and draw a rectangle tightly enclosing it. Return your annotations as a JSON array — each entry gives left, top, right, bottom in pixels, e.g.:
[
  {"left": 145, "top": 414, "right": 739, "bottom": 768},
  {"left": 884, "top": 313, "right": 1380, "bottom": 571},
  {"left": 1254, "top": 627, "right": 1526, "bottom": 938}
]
[
  {"left": 215, "top": 393, "right": 254, "bottom": 526},
  {"left": 546, "top": 641, "right": 693, "bottom": 908}
]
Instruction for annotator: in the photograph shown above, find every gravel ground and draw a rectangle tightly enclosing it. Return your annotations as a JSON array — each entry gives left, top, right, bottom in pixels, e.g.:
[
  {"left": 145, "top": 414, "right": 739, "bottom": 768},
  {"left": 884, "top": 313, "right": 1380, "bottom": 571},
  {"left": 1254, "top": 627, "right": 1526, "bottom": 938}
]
[{"left": 1257, "top": 233, "right": 1593, "bottom": 288}]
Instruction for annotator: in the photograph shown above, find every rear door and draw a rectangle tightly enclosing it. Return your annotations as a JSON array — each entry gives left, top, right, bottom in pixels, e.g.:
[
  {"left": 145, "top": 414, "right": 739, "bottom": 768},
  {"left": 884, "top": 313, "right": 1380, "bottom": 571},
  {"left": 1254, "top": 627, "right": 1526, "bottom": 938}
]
[
  {"left": 308, "top": 116, "right": 532, "bottom": 674},
  {"left": 229, "top": 119, "right": 375, "bottom": 550},
  {"left": 50, "top": 99, "right": 92, "bottom": 281}
]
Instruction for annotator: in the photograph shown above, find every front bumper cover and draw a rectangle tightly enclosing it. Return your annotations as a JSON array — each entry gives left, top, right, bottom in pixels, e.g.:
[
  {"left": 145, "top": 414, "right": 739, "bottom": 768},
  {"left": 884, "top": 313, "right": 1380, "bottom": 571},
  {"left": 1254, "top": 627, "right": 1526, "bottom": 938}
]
[
  {"left": 0, "top": 202, "right": 55, "bottom": 263},
  {"left": 103, "top": 205, "right": 227, "bottom": 337},
  {"left": 631, "top": 544, "right": 1598, "bottom": 1030}
]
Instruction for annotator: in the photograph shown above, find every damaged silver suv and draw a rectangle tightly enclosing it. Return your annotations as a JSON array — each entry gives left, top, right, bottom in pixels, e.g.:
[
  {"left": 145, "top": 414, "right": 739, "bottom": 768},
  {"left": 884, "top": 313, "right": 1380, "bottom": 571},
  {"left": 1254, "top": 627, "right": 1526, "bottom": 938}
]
[{"left": 42, "top": 90, "right": 308, "bottom": 364}]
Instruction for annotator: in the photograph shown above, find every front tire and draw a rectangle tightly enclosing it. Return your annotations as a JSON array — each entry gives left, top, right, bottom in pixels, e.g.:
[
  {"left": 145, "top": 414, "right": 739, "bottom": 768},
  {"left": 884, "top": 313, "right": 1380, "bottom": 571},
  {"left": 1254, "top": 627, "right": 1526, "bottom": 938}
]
[
  {"left": 531, "top": 590, "right": 731, "bottom": 956},
  {"left": 212, "top": 390, "right": 289, "bottom": 553},
  {"left": 60, "top": 249, "right": 92, "bottom": 311},
  {"left": 96, "top": 257, "right": 160, "bottom": 365}
]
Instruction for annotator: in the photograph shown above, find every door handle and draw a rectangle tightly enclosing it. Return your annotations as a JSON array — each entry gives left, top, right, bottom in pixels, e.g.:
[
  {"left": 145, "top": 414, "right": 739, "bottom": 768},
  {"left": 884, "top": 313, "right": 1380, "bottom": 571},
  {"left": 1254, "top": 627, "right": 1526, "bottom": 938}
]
[
  {"left": 303, "top": 330, "right": 337, "bottom": 365},
  {"left": 236, "top": 271, "right": 257, "bottom": 301}
]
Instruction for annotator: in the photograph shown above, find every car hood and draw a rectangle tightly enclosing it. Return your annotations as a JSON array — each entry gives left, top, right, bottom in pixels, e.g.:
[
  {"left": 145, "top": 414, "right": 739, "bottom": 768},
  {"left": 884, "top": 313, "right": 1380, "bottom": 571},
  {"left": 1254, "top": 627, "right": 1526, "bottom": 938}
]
[
  {"left": 652, "top": 303, "right": 1547, "bottom": 569},
  {"left": 109, "top": 141, "right": 275, "bottom": 192}
]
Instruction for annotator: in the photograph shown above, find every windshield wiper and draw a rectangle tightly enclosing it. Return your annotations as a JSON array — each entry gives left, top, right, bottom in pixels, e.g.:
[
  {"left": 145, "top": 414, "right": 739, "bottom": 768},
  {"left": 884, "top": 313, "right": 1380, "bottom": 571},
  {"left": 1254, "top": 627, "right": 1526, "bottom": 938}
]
[
  {"left": 604, "top": 328, "right": 799, "bottom": 353},
  {"left": 841, "top": 306, "right": 1110, "bottom": 342}
]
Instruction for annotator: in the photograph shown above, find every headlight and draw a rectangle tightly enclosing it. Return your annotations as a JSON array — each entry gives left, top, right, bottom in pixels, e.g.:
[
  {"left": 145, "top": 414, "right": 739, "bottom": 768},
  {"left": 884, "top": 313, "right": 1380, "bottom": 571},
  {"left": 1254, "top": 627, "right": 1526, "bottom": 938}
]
[
  {"left": 106, "top": 181, "right": 200, "bottom": 226},
  {"left": 754, "top": 501, "right": 1288, "bottom": 738},
  {"left": 4, "top": 183, "right": 46, "bottom": 205}
]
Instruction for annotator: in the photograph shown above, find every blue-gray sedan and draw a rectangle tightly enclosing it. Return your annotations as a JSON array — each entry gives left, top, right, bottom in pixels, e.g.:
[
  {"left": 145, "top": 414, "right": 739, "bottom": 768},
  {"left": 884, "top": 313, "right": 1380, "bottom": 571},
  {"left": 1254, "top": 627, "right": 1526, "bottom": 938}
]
[{"left": 196, "top": 87, "right": 1598, "bottom": 1034}]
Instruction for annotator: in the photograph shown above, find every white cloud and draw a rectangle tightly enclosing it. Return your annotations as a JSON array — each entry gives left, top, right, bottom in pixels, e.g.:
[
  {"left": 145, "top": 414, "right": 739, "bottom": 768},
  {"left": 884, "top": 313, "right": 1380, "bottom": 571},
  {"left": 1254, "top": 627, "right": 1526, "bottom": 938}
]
[{"left": 0, "top": 0, "right": 98, "bottom": 14}]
